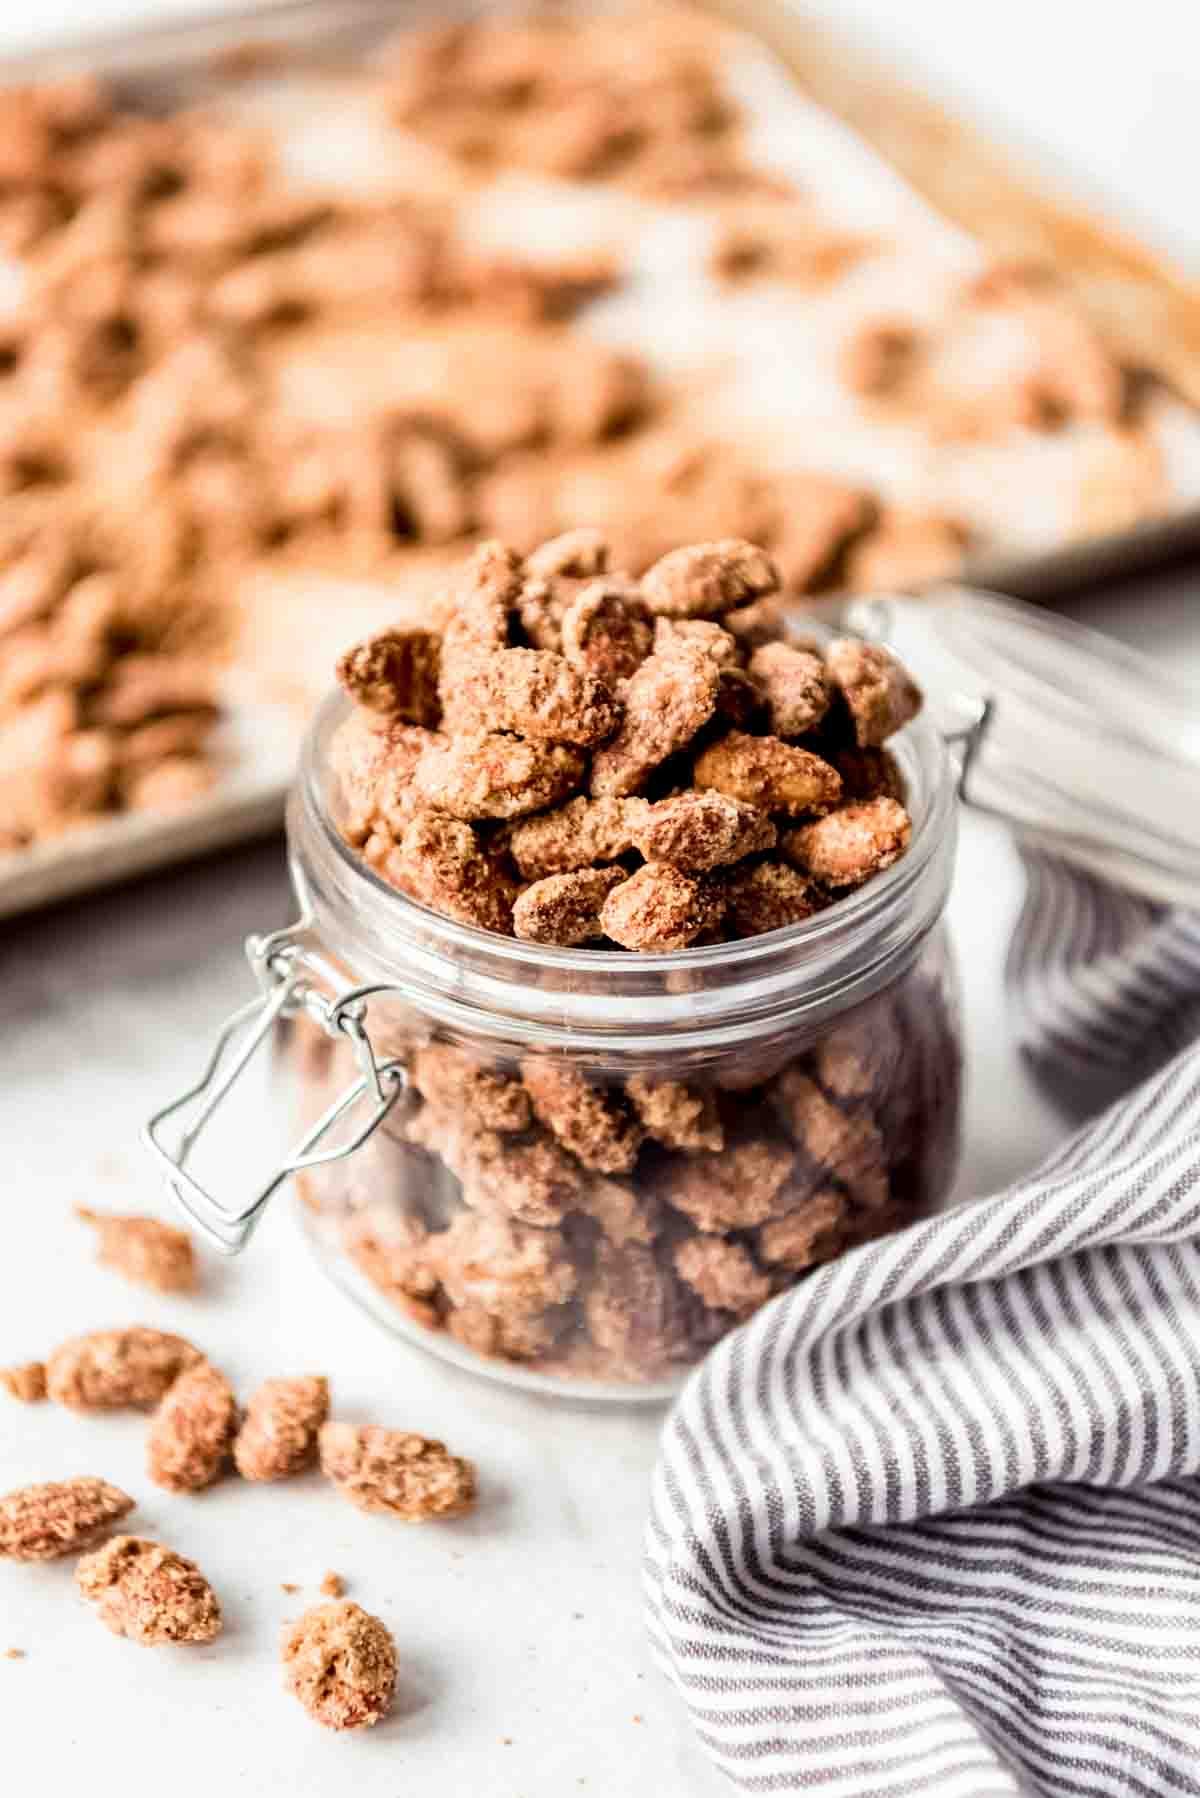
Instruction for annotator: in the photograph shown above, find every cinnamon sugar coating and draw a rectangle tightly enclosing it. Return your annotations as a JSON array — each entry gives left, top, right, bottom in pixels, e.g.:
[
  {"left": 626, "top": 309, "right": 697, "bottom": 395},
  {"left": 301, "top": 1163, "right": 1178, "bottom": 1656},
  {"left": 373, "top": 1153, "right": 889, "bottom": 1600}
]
[
  {"left": 146, "top": 1361, "right": 238, "bottom": 1493},
  {"left": 407, "top": 1104, "right": 584, "bottom": 1225},
  {"left": 655, "top": 1134, "right": 795, "bottom": 1232},
  {"left": 441, "top": 645, "right": 619, "bottom": 747},
  {"left": 389, "top": 811, "right": 516, "bottom": 933},
  {"left": 433, "top": 1209, "right": 577, "bottom": 1320},
  {"left": 0, "top": 1362, "right": 47, "bottom": 1403},
  {"left": 508, "top": 793, "right": 650, "bottom": 878},
  {"left": 1, "top": 1477, "right": 133, "bottom": 1561},
  {"left": 746, "top": 641, "right": 833, "bottom": 738},
  {"left": 522, "top": 1061, "right": 643, "bottom": 1173},
  {"left": 600, "top": 862, "right": 725, "bottom": 951},
  {"left": 772, "top": 1069, "right": 890, "bottom": 1209},
  {"left": 625, "top": 1075, "right": 724, "bottom": 1153},
  {"left": 512, "top": 865, "right": 625, "bottom": 944},
  {"left": 410, "top": 1042, "right": 531, "bottom": 1132},
  {"left": 693, "top": 730, "right": 841, "bottom": 816},
  {"left": 641, "top": 539, "right": 778, "bottom": 618},
  {"left": 45, "top": 1327, "right": 201, "bottom": 1411},
  {"left": 234, "top": 1376, "right": 330, "bottom": 1482},
  {"left": 336, "top": 627, "right": 442, "bottom": 726},
  {"left": 524, "top": 527, "right": 610, "bottom": 579},
  {"left": 560, "top": 578, "right": 654, "bottom": 684},
  {"left": 77, "top": 1536, "right": 221, "bottom": 1644},
  {"left": 631, "top": 789, "right": 774, "bottom": 872},
  {"left": 783, "top": 796, "right": 912, "bottom": 888},
  {"left": 725, "top": 859, "right": 818, "bottom": 937},
  {"left": 75, "top": 1208, "right": 196, "bottom": 1294},
  {"left": 758, "top": 1189, "right": 847, "bottom": 1271},
  {"left": 319, "top": 1422, "right": 476, "bottom": 1521},
  {"left": 824, "top": 638, "right": 923, "bottom": 748},
  {"left": 282, "top": 1601, "right": 396, "bottom": 1731},
  {"left": 589, "top": 641, "right": 719, "bottom": 796},
  {"left": 673, "top": 1235, "right": 771, "bottom": 1316},
  {"left": 413, "top": 730, "right": 585, "bottom": 820}
]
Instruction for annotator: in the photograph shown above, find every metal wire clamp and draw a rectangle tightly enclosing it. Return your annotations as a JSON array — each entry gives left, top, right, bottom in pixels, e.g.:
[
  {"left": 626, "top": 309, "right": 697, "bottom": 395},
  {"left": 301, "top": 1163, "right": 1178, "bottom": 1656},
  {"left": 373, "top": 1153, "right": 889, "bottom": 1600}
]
[{"left": 142, "top": 918, "right": 407, "bottom": 1254}]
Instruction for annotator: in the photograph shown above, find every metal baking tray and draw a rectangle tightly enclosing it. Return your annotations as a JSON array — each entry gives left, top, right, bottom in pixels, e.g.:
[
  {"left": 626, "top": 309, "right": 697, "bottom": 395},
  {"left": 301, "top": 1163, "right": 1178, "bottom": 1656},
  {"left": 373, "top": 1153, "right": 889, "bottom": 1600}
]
[{"left": 2, "top": 0, "right": 1197, "bottom": 922}]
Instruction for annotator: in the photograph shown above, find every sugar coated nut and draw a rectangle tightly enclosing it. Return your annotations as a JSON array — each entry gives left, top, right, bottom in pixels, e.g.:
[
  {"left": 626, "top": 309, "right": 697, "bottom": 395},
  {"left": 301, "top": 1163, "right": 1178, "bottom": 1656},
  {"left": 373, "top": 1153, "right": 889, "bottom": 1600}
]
[
  {"left": 673, "top": 1235, "right": 772, "bottom": 1316},
  {"left": 319, "top": 1422, "right": 476, "bottom": 1521},
  {"left": 432, "top": 1210, "right": 577, "bottom": 1318},
  {"left": 641, "top": 539, "right": 779, "bottom": 618},
  {"left": 1, "top": 1477, "right": 134, "bottom": 1561},
  {"left": 560, "top": 578, "right": 654, "bottom": 684},
  {"left": 512, "top": 866, "right": 625, "bottom": 944},
  {"left": 824, "top": 638, "right": 923, "bottom": 748},
  {"left": 783, "top": 797, "right": 912, "bottom": 887},
  {"left": 522, "top": 1060, "right": 643, "bottom": 1173},
  {"left": 412, "top": 730, "right": 585, "bottom": 820},
  {"left": 76, "top": 1536, "right": 222, "bottom": 1644},
  {"left": 45, "top": 1327, "right": 202, "bottom": 1411},
  {"left": 75, "top": 1208, "right": 196, "bottom": 1294},
  {"left": 440, "top": 645, "right": 620, "bottom": 747},
  {"left": 336, "top": 627, "right": 442, "bottom": 725},
  {"left": 746, "top": 641, "right": 832, "bottom": 738},
  {"left": 146, "top": 1361, "right": 239, "bottom": 1493},
  {"left": 234, "top": 1376, "right": 330, "bottom": 1482},
  {"left": 391, "top": 811, "right": 516, "bottom": 933},
  {"left": 655, "top": 1135, "right": 795, "bottom": 1232},
  {"left": 600, "top": 862, "right": 725, "bottom": 951},
  {"left": 590, "top": 643, "right": 719, "bottom": 797},
  {"left": 410, "top": 1042, "right": 531, "bottom": 1131},
  {"left": 725, "top": 860, "right": 818, "bottom": 936},
  {"left": 525, "top": 527, "right": 609, "bottom": 579},
  {"left": 282, "top": 1601, "right": 397, "bottom": 1731},
  {"left": 759, "top": 1190, "right": 847, "bottom": 1270},
  {"left": 508, "top": 794, "right": 650, "bottom": 878},
  {"left": 0, "top": 1362, "right": 46, "bottom": 1403},
  {"left": 632, "top": 789, "right": 775, "bottom": 872},
  {"left": 693, "top": 730, "right": 842, "bottom": 816},
  {"left": 625, "top": 1075, "right": 724, "bottom": 1152}
]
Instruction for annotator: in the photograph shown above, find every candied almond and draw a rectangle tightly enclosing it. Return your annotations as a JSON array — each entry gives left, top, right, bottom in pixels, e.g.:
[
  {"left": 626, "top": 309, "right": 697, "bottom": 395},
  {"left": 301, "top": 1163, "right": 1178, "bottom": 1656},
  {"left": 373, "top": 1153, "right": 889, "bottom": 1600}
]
[
  {"left": 641, "top": 539, "right": 778, "bottom": 618},
  {"left": 282, "top": 1601, "right": 396, "bottom": 1731},
  {"left": 632, "top": 789, "right": 775, "bottom": 872},
  {"left": 673, "top": 1235, "right": 771, "bottom": 1317},
  {"left": 412, "top": 730, "right": 585, "bottom": 821},
  {"left": 433, "top": 1210, "right": 577, "bottom": 1318},
  {"left": 582, "top": 1241, "right": 696, "bottom": 1373},
  {"left": 410, "top": 1042, "right": 531, "bottom": 1132},
  {"left": 45, "top": 1327, "right": 201, "bottom": 1412},
  {"left": 653, "top": 616, "right": 742, "bottom": 668},
  {"left": 512, "top": 866, "right": 625, "bottom": 945},
  {"left": 336, "top": 626, "right": 441, "bottom": 725},
  {"left": 758, "top": 1189, "right": 847, "bottom": 1271},
  {"left": 521, "top": 1061, "right": 643, "bottom": 1173},
  {"left": 525, "top": 527, "right": 609, "bottom": 579},
  {"left": 388, "top": 811, "right": 516, "bottom": 934},
  {"left": 331, "top": 712, "right": 439, "bottom": 839},
  {"left": 824, "top": 639, "right": 923, "bottom": 747},
  {"left": 146, "top": 1360, "right": 238, "bottom": 1493},
  {"left": 693, "top": 730, "right": 841, "bottom": 816},
  {"left": 234, "top": 1376, "right": 330, "bottom": 1482},
  {"left": 508, "top": 793, "right": 650, "bottom": 878},
  {"left": 725, "top": 860, "right": 818, "bottom": 936},
  {"left": 560, "top": 578, "right": 654, "bottom": 684},
  {"left": 578, "top": 1176, "right": 660, "bottom": 1248},
  {"left": 746, "top": 642, "right": 832, "bottom": 738},
  {"left": 0, "top": 1362, "right": 46, "bottom": 1404},
  {"left": 655, "top": 1135, "right": 795, "bottom": 1232},
  {"left": 75, "top": 1207, "right": 196, "bottom": 1295},
  {"left": 783, "top": 797, "right": 912, "bottom": 888},
  {"left": 831, "top": 745, "right": 906, "bottom": 803},
  {"left": 626, "top": 1075, "right": 724, "bottom": 1153},
  {"left": 771, "top": 1070, "right": 890, "bottom": 1209},
  {"left": 76, "top": 1536, "right": 221, "bottom": 1644},
  {"left": 600, "top": 863, "right": 725, "bottom": 952},
  {"left": 408, "top": 1105, "right": 583, "bottom": 1225},
  {"left": 440, "top": 644, "right": 619, "bottom": 747},
  {"left": 1, "top": 1478, "right": 134, "bottom": 1562},
  {"left": 319, "top": 1422, "right": 476, "bottom": 1521},
  {"left": 439, "top": 539, "right": 521, "bottom": 662},
  {"left": 590, "top": 643, "right": 719, "bottom": 797}
]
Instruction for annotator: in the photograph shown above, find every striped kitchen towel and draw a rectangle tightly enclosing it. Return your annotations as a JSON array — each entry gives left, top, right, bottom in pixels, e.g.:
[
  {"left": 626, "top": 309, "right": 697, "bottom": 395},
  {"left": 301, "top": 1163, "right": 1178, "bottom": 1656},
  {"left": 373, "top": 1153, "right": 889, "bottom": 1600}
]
[
  {"left": 1008, "top": 849, "right": 1200, "bottom": 1120},
  {"left": 646, "top": 1039, "right": 1200, "bottom": 1797}
]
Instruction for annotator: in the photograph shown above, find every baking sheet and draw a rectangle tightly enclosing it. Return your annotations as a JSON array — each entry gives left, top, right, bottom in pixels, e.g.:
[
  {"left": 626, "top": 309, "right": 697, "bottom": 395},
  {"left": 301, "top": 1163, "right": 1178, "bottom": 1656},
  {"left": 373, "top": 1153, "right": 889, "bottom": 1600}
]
[{"left": 2, "top": 0, "right": 1198, "bottom": 923}]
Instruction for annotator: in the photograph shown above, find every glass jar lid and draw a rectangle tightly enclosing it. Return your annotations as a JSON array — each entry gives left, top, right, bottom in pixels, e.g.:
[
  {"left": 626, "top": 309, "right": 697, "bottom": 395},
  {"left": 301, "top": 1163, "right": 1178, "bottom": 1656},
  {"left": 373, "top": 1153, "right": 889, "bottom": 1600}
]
[{"left": 849, "top": 587, "right": 1200, "bottom": 910}]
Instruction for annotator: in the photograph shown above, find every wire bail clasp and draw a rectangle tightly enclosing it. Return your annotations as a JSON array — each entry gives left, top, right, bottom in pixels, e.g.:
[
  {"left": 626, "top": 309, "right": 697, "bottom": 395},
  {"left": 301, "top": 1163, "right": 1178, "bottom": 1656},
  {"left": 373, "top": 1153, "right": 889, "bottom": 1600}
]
[{"left": 142, "top": 918, "right": 408, "bottom": 1255}]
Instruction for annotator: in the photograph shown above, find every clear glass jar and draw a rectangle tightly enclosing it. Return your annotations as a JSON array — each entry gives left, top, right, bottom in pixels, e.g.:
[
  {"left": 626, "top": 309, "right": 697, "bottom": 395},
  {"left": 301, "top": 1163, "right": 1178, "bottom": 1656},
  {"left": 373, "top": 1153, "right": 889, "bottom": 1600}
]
[{"left": 266, "top": 688, "right": 963, "bottom": 1401}]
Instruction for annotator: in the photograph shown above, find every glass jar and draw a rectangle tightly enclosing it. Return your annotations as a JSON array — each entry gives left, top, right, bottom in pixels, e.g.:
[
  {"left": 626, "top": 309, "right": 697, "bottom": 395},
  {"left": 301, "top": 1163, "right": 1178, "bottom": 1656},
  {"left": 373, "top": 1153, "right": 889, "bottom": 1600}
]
[{"left": 149, "top": 688, "right": 963, "bottom": 1402}]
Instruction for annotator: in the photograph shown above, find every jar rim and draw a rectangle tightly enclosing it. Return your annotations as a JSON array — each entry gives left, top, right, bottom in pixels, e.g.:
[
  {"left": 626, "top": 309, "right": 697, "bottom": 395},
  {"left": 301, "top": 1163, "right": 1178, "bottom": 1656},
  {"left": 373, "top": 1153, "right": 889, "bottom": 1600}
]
[{"left": 288, "top": 688, "right": 958, "bottom": 1051}]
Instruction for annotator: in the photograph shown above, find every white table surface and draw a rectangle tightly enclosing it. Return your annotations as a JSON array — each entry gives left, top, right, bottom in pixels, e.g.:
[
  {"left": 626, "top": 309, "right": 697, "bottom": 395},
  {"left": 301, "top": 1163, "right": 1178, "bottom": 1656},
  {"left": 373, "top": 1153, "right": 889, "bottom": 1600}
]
[
  {"left": 1, "top": 2, "right": 1198, "bottom": 1788},
  {"left": 2, "top": 565, "right": 1195, "bottom": 1796}
]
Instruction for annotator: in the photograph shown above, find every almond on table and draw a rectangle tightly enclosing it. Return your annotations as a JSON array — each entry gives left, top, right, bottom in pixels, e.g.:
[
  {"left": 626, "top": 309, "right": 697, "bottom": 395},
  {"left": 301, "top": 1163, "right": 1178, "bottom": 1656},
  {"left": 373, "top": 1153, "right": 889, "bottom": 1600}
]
[
  {"left": 0, "top": 1362, "right": 46, "bottom": 1403},
  {"left": 234, "top": 1376, "right": 330, "bottom": 1483},
  {"left": 319, "top": 1422, "right": 476, "bottom": 1522},
  {"left": 45, "top": 1327, "right": 202, "bottom": 1411},
  {"left": 75, "top": 1207, "right": 197, "bottom": 1294},
  {"left": 282, "top": 1600, "right": 396, "bottom": 1731},
  {"left": 1, "top": 1478, "right": 134, "bottom": 1562},
  {"left": 146, "top": 1361, "right": 239, "bottom": 1493},
  {"left": 76, "top": 1536, "right": 222, "bottom": 1644}
]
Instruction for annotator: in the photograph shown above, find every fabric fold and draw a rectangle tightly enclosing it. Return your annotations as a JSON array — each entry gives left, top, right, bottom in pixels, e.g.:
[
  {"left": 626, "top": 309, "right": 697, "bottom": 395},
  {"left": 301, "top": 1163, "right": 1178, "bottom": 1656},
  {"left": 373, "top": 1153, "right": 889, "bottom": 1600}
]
[{"left": 646, "top": 1042, "right": 1200, "bottom": 1797}]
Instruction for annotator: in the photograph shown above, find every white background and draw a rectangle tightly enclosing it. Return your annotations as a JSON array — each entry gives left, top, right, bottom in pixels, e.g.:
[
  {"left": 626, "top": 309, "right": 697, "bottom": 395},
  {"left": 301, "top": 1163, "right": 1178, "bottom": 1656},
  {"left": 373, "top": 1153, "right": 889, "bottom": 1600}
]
[{"left": 2, "top": 3, "right": 1199, "bottom": 1794}]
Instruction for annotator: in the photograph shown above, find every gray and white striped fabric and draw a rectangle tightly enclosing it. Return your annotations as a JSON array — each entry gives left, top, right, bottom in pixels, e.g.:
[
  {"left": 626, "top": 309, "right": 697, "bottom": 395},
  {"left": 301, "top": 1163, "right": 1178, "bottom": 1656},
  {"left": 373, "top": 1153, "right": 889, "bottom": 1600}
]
[
  {"left": 1009, "top": 850, "right": 1200, "bottom": 1119},
  {"left": 646, "top": 1040, "right": 1200, "bottom": 1796}
]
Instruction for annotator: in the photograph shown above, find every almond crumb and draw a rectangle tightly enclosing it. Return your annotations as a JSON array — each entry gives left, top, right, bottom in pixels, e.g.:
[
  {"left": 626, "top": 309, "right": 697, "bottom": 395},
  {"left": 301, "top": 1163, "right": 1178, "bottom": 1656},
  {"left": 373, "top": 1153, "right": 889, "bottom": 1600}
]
[
  {"left": 0, "top": 1362, "right": 46, "bottom": 1403},
  {"left": 320, "top": 1571, "right": 344, "bottom": 1599}
]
